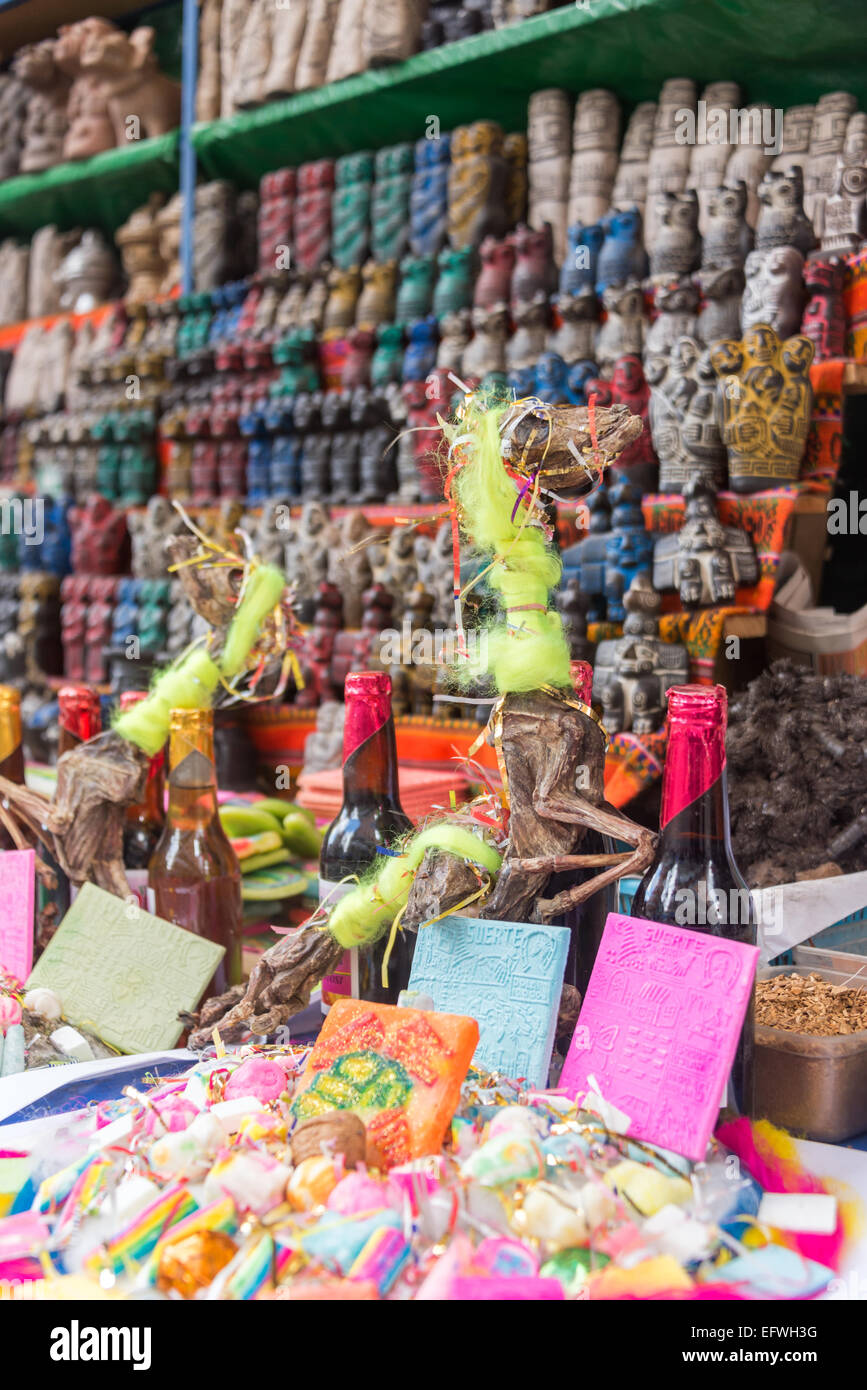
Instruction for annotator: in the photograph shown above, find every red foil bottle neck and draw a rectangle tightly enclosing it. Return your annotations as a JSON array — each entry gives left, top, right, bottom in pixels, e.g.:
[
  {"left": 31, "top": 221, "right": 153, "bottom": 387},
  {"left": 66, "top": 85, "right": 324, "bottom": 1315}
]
[
  {"left": 660, "top": 684, "right": 727, "bottom": 828},
  {"left": 570, "top": 660, "right": 594, "bottom": 705},
  {"left": 343, "top": 671, "right": 393, "bottom": 761},
  {"left": 58, "top": 685, "right": 101, "bottom": 741}
]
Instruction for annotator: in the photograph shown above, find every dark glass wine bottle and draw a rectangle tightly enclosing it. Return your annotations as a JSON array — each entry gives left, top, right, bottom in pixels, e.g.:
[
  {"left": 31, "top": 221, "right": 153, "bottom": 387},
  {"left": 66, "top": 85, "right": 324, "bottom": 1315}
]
[
  {"left": 148, "top": 708, "right": 242, "bottom": 1001},
  {"left": 119, "top": 690, "right": 166, "bottom": 873},
  {"left": 630, "top": 684, "right": 756, "bottom": 1117},
  {"left": 320, "top": 671, "right": 413, "bottom": 1009},
  {"left": 549, "top": 661, "right": 616, "bottom": 995}
]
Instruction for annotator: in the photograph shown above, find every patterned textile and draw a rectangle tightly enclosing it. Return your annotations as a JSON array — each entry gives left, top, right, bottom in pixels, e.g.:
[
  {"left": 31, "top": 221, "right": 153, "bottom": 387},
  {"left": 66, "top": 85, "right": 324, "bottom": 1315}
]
[
  {"left": 803, "top": 359, "right": 845, "bottom": 494},
  {"left": 642, "top": 488, "right": 798, "bottom": 611},
  {"left": 844, "top": 247, "right": 867, "bottom": 360}
]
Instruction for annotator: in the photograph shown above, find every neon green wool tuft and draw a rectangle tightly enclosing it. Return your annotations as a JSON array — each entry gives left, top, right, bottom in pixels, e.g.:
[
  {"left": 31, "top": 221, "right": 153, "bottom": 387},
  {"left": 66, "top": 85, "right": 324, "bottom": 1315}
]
[
  {"left": 113, "top": 563, "right": 286, "bottom": 757},
  {"left": 447, "top": 398, "right": 572, "bottom": 693},
  {"left": 328, "top": 825, "right": 502, "bottom": 950}
]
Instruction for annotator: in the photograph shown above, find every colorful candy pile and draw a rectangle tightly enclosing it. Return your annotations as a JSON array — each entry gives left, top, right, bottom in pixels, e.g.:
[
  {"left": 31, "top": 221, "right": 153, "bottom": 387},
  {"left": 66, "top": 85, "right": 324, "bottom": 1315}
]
[{"left": 0, "top": 1023, "right": 852, "bottom": 1301}]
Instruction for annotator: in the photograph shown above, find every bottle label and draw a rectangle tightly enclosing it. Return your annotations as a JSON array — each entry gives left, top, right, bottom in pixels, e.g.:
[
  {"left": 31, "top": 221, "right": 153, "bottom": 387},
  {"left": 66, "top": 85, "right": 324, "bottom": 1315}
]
[
  {"left": 127, "top": 869, "right": 149, "bottom": 911},
  {"left": 319, "top": 879, "right": 355, "bottom": 1012}
]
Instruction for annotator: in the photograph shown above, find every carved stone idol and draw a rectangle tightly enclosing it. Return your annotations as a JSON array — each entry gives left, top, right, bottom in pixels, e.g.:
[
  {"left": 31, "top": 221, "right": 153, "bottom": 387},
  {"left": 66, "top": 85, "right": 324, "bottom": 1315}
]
[
  {"left": 364, "top": 0, "right": 423, "bottom": 65},
  {"left": 54, "top": 18, "right": 117, "bottom": 160},
  {"left": 323, "top": 266, "right": 362, "bottom": 333},
  {"left": 771, "top": 105, "right": 814, "bottom": 176},
  {"left": 644, "top": 278, "right": 700, "bottom": 359},
  {"left": 648, "top": 189, "right": 700, "bottom": 280},
  {"left": 801, "top": 257, "right": 846, "bottom": 364},
  {"left": 128, "top": 496, "right": 185, "bottom": 579},
  {"left": 331, "top": 150, "right": 374, "bottom": 270},
  {"left": 432, "top": 246, "right": 475, "bottom": 316},
  {"left": 504, "top": 131, "right": 528, "bottom": 228},
  {"left": 506, "top": 296, "right": 548, "bottom": 374},
  {"left": 648, "top": 336, "right": 726, "bottom": 494},
  {"left": 804, "top": 91, "right": 858, "bottom": 236},
  {"left": 232, "top": 0, "right": 273, "bottom": 107},
  {"left": 723, "top": 104, "right": 773, "bottom": 229},
  {"left": 371, "top": 143, "right": 413, "bottom": 264},
  {"left": 30, "top": 226, "right": 78, "bottom": 319},
  {"left": 357, "top": 258, "right": 397, "bottom": 329},
  {"left": 821, "top": 117, "right": 867, "bottom": 256},
  {"left": 612, "top": 101, "right": 656, "bottom": 214},
  {"left": 711, "top": 324, "right": 814, "bottom": 492},
  {"left": 326, "top": 0, "right": 366, "bottom": 85},
  {"left": 436, "top": 308, "right": 471, "bottom": 375},
  {"left": 196, "top": 0, "right": 222, "bottom": 121},
  {"left": 754, "top": 166, "right": 816, "bottom": 255},
  {"left": 463, "top": 305, "right": 509, "bottom": 380},
  {"left": 510, "top": 222, "right": 557, "bottom": 308},
  {"left": 0, "top": 72, "right": 28, "bottom": 179},
  {"left": 685, "top": 81, "right": 740, "bottom": 235},
  {"left": 595, "top": 282, "right": 646, "bottom": 373},
  {"left": 294, "top": 159, "right": 336, "bottom": 273},
  {"left": 396, "top": 253, "right": 436, "bottom": 324},
  {"left": 693, "top": 264, "right": 745, "bottom": 344},
  {"left": 475, "top": 235, "right": 516, "bottom": 309},
  {"left": 448, "top": 121, "right": 508, "bottom": 249},
  {"left": 548, "top": 290, "right": 597, "bottom": 364},
  {"left": 560, "top": 222, "right": 604, "bottom": 297},
  {"left": 742, "top": 246, "right": 805, "bottom": 340},
  {"left": 410, "top": 132, "right": 451, "bottom": 258},
  {"left": 78, "top": 22, "right": 181, "bottom": 142},
  {"left": 702, "top": 181, "right": 753, "bottom": 269},
  {"left": 596, "top": 208, "right": 646, "bottom": 293},
  {"left": 593, "top": 574, "right": 690, "bottom": 733},
  {"left": 12, "top": 39, "right": 70, "bottom": 173},
  {"left": 590, "top": 354, "right": 658, "bottom": 493},
  {"left": 294, "top": 0, "right": 340, "bottom": 92},
  {"left": 653, "top": 475, "right": 759, "bottom": 609},
  {"left": 568, "top": 88, "right": 620, "bottom": 228},
  {"left": 527, "top": 89, "right": 571, "bottom": 264},
  {"left": 645, "top": 78, "right": 696, "bottom": 253},
  {"left": 115, "top": 194, "right": 167, "bottom": 305}
]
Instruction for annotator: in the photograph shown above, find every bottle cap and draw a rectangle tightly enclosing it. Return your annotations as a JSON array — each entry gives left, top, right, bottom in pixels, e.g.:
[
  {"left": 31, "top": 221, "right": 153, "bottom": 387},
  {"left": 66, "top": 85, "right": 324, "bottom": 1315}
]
[
  {"left": 666, "top": 683, "right": 727, "bottom": 731},
  {"left": 58, "top": 684, "right": 101, "bottom": 740},
  {"left": 345, "top": 672, "right": 392, "bottom": 700},
  {"left": 119, "top": 689, "right": 148, "bottom": 711}
]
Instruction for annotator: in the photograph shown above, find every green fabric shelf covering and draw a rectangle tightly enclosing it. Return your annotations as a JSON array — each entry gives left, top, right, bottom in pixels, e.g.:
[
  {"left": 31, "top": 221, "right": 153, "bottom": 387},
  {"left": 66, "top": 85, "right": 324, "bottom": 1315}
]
[
  {"left": 0, "top": 132, "right": 179, "bottom": 240},
  {"left": 193, "top": 0, "right": 867, "bottom": 186}
]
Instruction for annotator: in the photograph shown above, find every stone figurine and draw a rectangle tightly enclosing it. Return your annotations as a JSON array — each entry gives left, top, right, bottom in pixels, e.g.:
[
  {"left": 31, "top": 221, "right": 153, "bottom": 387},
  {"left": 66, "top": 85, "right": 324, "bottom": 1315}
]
[
  {"left": 568, "top": 88, "right": 620, "bottom": 227},
  {"left": 821, "top": 132, "right": 867, "bottom": 256},
  {"left": 331, "top": 150, "right": 374, "bottom": 271},
  {"left": 410, "top": 133, "right": 451, "bottom": 258},
  {"left": 644, "top": 278, "right": 700, "bottom": 359},
  {"left": 266, "top": 0, "right": 309, "bottom": 94},
  {"left": 448, "top": 121, "right": 508, "bottom": 249},
  {"left": 694, "top": 264, "right": 745, "bottom": 344},
  {"left": 593, "top": 574, "right": 690, "bottom": 734},
  {"left": 371, "top": 143, "right": 413, "bottom": 264},
  {"left": 364, "top": 0, "right": 424, "bottom": 65},
  {"left": 506, "top": 297, "right": 548, "bottom": 373},
  {"left": 804, "top": 91, "right": 857, "bottom": 235},
  {"left": 711, "top": 324, "right": 815, "bottom": 492},
  {"left": 55, "top": 18, "right": 116, "bottom": 160},
  {"left": 527, "top": 89, "right": 571, "bottom": 264},
  {"left": 196, "top": 0, "right": 222, "bottom": 121},
  {"left": 611, "top": 101, "right": 656, "bottom": 213},
  {"left": 12, "top": 39, "right": 71, "bottom": 173},
  {"left": 595, "top": 282, "right": 646, "bottom": 373},
  {"left": 648, "top": 190, "right": 700, "bottom": 280},
  {"left": 741, "top": 246, "right": 805, "bottom": 340},
  {"left": 504, "top": 131, "right": 528, "bottom": 228},
  {"left": 79, "top": 22, "right": 181, "bottom": 142},
  {"left": 754, "top": 167, "right": 816, "bottom": 255},
  {"left": 548, "top": 290, "right": 597, "bottom": 364},
  {"left": 596, "top": 208, "right": 646, "bottom": 294},
  {"left": 396, "top": 254, "right": 436, "bottom": 324},
  {"left": 560, "top": 222, "right": 604, "bottom": 297},
  {"left": 648, "top": 336, "right": 726, "bottom": 494},
  {"left": 475, "top": 236, "right": 517, "bottom": 310},
  {"left": 771, "top": 105, "right": 814, "bottom": 176},
  {"left": 436, "top": 308, "right": 471, "bottom": 375},
  {"left": 644, "top": 78, "right": 696, "bottom": 253},
  {"left": 432, "top": 247, "right": 476, "bottom": 317},
  {"left": 701, "top": 182, "right": 753, "bottom": 269},
  {"left": 653, "top": 476, "right": 759, "bottom": 608},
  {"left": 357, "top": 259, "right": 398, "bottom": 328},
  {"left": 326, "top": 0, "right": 367, "bottom": 84}
]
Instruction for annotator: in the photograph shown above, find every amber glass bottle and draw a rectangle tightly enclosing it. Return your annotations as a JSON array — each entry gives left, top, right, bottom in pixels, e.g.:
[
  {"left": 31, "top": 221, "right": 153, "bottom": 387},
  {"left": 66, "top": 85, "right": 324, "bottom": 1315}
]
[
  {"left": 148, "top": 708, "right": 242, "bottom": 999},
  {"left": 57, "top": 685, "right": 101, "bottom": 755},
  {"left": 119, "top": 691, "right": 166, "bottom": 871},
  {"left": 0, "top": 686, "right": 25, "bottom": 850}
]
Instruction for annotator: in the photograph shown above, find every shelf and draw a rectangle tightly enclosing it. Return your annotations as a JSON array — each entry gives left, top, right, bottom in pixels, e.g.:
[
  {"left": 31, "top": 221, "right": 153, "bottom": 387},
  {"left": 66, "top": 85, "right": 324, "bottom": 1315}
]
[
  {"left": 0, "top": 133, "right": 179, "bottom": 241},
  {"left": 192, "top": 0, "right": 867, "bottom": 186}
]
